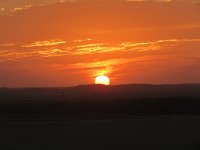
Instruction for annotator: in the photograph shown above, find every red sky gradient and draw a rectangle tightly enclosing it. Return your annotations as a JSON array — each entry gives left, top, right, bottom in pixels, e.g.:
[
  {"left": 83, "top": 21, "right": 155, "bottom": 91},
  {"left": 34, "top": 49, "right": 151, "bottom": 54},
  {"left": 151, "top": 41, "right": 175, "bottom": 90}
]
[{"left": 0, "top": 0, "right": 200, "bottom": 87}]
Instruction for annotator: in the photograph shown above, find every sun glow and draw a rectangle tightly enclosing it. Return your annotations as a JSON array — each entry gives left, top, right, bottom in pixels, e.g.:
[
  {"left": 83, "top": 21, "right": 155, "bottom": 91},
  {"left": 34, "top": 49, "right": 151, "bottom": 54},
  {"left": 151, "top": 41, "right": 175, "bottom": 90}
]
[{"left": 95, "top": 75, "right": 110, "bottom": 85}]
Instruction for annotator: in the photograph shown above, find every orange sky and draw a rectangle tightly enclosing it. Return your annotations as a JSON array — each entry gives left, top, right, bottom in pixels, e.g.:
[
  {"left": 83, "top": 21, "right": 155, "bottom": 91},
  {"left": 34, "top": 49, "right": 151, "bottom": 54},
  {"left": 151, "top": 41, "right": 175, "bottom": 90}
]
[{"left": 0, "top": 0, "right": 200, "bottom": 87}]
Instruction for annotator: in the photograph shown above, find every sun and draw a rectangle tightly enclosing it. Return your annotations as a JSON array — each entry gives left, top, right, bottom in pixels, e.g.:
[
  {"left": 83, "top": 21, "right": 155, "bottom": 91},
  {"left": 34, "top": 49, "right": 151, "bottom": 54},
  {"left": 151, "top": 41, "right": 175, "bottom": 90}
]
[{"left": 95, "top": 75, "right": 110, "bottom": 85}]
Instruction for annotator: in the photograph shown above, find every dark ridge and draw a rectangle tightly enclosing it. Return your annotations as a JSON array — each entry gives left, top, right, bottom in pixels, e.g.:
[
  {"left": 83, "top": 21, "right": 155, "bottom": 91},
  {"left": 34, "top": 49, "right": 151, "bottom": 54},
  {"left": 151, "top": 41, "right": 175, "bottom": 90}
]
[{"left": 0, "top": 84, "right": 200, "bottom": 116}]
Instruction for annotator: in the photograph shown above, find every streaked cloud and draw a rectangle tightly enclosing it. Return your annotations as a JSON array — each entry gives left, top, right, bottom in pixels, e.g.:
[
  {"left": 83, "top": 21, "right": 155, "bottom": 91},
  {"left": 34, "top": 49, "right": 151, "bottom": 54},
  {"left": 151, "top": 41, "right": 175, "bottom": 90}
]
[
  {"left": 68, "top": 58, "right": 133, "bottom": 77},
  {"left": 1, "top": 0, "right": 200, "bottom": 15},
  {"left": 71, "top": 38, "right": 200, "bottom": 55},
  {"left": 22, "top": 40, "right": 66, "bottom": 48},
  {"left": 0, "top": 0, "right": 67, "bottom": 15},
  {"left": 0, "top": 43, "right": 15, "bottom": 47},
  {"left": 0, "top": 38, "right": 199, "bottom": 62},
  {"left": 11, "top": 5, "right": 32, "bottom": 13}
]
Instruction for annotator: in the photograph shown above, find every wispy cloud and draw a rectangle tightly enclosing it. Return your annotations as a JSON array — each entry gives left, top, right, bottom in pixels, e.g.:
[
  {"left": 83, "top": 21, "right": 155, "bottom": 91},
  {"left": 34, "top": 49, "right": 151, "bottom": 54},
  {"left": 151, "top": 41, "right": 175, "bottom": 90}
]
[
  {"left": 72, "top": 38, "right": 200, "bottom": 55},
  {"left": 0, "top": 0, "right": 79, "bottom": 15},
  {"left": 0, "top": 38, "right": 200, "bottom": 62},
  {"left": 67, "top": 58, "right": 133, "bottom": 77},
  {"left": 0, "top": 43, "right": 15, "bottom": 47},
  {"left": 11, "top": 5, "right": 32, "bottom": 13},
  {"left": 1, "top": 0, "right": 199, "bottom": 16},
  {"left": 22, "top": 40, "right": 66, "bottom": 48}
]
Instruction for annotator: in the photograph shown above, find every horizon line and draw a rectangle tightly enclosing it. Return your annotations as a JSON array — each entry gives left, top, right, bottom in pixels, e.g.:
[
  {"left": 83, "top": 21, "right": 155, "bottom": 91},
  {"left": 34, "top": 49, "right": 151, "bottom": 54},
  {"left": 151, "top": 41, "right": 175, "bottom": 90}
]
[{"left": 1, "top": 83, "right": 200, "bottom": 89}]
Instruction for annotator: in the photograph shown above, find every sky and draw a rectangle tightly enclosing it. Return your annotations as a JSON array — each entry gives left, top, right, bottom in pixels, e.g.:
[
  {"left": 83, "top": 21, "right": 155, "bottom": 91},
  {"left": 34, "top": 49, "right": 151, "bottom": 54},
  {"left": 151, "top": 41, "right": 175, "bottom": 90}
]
[{"left": 0, "top": 0, "right": 200, "bottom": 87}]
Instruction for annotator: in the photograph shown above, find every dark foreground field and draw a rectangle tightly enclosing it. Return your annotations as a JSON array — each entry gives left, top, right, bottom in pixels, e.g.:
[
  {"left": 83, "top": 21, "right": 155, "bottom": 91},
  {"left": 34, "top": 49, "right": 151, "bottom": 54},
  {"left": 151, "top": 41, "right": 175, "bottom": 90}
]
[
  {"left": 1, "top": 84, "right": 200, "bottom": 149},
  {"left": 0, "top": 115, "right": 200, "bottom": 150}
]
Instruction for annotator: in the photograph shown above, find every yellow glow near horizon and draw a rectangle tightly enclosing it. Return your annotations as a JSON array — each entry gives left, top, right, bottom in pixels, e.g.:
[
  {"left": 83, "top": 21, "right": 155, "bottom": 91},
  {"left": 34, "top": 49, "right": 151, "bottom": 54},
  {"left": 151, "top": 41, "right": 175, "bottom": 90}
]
[{"left": 95, "top": 75, "right": 110, "bottom": 85}]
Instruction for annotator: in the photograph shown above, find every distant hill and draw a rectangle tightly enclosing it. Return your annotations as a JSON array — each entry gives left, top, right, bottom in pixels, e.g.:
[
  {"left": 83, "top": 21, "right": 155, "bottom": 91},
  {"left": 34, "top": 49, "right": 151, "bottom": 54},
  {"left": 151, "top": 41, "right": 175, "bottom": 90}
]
[
  {"left": 0, "top": 84, "right": 200, "bottom": 103},
  {"left": 0, "top": 84, "right": 200, "bottom": 115}
]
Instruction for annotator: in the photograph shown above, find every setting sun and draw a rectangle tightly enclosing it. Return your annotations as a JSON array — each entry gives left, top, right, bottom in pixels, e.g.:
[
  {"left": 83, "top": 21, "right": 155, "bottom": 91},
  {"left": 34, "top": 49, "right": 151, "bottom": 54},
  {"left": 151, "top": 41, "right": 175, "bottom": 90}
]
[{"left": 95, "top": 75, "right": 110, "bottom": 85}]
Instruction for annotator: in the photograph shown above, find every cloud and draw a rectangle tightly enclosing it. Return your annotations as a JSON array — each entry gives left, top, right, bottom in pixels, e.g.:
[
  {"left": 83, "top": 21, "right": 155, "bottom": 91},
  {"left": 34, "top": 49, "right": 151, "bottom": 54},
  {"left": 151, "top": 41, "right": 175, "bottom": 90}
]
[
  {"left": 0, "top": 38, "right": 199, "bottom": 62},
  {"left": 0, "top": 0, "right": 70, "bottom": 15},
  {"left": 10, "top": 5, "right": 32, "bottom": 13},
  {"left": 68, "top": 58, "right": 132, "bottom": 77},
  {"left": 0, "top": 43, "right": 15, "bottom": 47},
  {"left": 1, "top": 0, "right": 200, "bottom": 16},
  {"left": 22, "top": 40, "right": 66, "bottom": 48}
]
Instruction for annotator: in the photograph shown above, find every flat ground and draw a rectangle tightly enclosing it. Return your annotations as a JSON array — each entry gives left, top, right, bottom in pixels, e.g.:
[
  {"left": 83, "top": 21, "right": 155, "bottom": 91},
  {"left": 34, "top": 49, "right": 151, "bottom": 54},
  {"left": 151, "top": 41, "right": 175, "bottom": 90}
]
[{"left": 0, "top": 116, "right": 200, "bottom": 150}]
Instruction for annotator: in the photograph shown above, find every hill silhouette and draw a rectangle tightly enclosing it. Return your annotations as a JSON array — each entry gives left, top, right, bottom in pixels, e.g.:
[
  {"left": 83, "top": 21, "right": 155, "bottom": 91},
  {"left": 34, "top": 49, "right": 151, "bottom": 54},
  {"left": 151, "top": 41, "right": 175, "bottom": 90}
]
[{"left": 0, "top": 84, "right": 200, "bottom": 116}]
